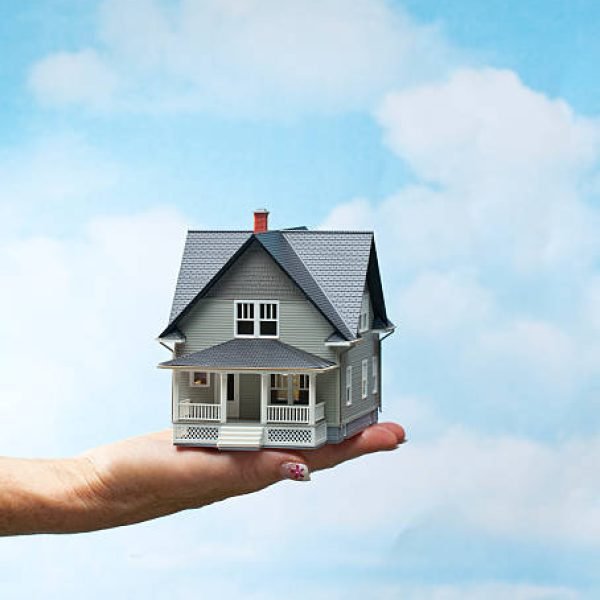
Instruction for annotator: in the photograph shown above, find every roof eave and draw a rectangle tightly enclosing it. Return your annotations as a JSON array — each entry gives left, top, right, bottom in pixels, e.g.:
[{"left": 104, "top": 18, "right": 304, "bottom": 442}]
[{"left": 157, "top": 364, "right": 339, "bottom": 373}]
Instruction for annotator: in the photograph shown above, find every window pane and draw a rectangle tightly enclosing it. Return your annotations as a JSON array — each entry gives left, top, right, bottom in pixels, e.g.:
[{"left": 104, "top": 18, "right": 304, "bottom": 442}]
[
  {"left": 193, "top": 372, "right": 208, "bottom": 385},
  {"left": 237, "top": 320, "right": 254, "bottom": 335},
  {"left": 260, "top": 321, "right": 277, "bottom": 336}
]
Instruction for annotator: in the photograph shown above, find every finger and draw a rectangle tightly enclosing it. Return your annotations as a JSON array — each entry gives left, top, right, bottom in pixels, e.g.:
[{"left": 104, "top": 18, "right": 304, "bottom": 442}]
[{"left": 298, "top": 423, "right": 406, "bottom": 472}]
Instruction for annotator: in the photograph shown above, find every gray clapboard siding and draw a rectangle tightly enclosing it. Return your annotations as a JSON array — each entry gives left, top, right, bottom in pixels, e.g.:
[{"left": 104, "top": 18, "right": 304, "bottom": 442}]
[
  {"left": 178, "top": 298, "right": 234, "bottom": 355},
  {"left": 278, "top": 300, "right": 337, "bottom": 362},
  {"left": 317, "top": 368, "right": 340, "bottom": 425},
  {"left": 179, "top": 297, "right": 337, "bottom": 361},
  {"left": 176, "top": 371, "right": 217, "bottom": 404},
  {"left": 206, "top": 240, "right": 303, "bottom": 300},
  {"left": 340, "top": 332, "right": 379, "bottom": 423}
]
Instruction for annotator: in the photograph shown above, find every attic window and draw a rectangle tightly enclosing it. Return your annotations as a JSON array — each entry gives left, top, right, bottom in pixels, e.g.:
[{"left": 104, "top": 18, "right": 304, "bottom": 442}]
[
  {"left": 235, "top": 301, "right": 279, "bottom": 338},
  {"left": 359, "top": 290, "right": 370, "bottom": 333}
]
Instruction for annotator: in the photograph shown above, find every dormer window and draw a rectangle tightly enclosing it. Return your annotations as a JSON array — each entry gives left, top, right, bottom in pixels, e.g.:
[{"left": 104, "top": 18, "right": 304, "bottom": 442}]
[{"left": 235, "top": 300, "right": 279, "bottom": 338}]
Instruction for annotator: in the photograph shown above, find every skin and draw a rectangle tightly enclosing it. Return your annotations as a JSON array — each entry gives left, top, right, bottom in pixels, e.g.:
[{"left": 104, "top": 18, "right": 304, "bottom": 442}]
[{"left": 0, "top": 422, "right": 405, "bottom": 536}]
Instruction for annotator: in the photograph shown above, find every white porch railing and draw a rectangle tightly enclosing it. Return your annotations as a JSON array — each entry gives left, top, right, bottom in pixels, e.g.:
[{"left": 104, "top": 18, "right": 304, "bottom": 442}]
[
  {"left": 267, "top": 402, "right": 325, "bottom": 424},
  {"left": 178, "top": 401, "right": 221, "bottom": 421}
]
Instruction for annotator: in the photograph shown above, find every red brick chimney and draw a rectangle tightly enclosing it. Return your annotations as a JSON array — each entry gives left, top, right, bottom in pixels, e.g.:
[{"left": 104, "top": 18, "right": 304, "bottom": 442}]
[{"left": 253, "top": 209, "right": 269, "bottom": 233}]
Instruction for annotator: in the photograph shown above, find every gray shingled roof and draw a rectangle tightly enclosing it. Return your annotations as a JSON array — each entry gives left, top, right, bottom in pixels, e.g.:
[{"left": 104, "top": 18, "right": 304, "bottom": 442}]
[
  {"left": 159, "top": 338, "right": 336, "bottom": 370},
  {"left": 168, "top": 231, "right": 252, "bottom": 322},
  {"left": 255, "top": 231, "right": 354, "bottom": 339},
  {"left": 161, "top": 228, "right": 390, "bottom": 340},
  {"left": 283, "top": 230, "right": 373, "bottom": 339}
]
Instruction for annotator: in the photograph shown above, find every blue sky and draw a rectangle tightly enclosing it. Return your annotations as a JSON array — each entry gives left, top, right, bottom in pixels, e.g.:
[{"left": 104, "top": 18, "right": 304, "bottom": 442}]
[{"left": 0, "top": 2, "right": 599, "bottom": 599}]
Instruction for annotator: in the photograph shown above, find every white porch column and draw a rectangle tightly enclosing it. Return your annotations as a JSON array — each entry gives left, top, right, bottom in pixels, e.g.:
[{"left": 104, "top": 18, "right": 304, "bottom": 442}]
[
  {"left": 220, "top": 372, "right": 227, "bottom": 423},
  {"left": 309, "top": 372, "right": 316, "bottom": 425},
  {"left": 172, "top": 371, "right": 180, "bottom": 422},
  {"left": 260, "top": 373, "right": 269, "bottom": 424}
]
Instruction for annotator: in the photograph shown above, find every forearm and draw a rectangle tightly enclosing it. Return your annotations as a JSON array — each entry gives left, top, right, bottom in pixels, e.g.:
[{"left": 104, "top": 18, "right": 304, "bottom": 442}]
[{"left": 0, "top": 456, "right": 98, "bottom": 535}]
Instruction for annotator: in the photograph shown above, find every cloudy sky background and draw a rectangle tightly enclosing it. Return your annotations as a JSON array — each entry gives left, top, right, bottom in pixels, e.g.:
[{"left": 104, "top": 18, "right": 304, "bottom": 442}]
[{"left": 1, "top": 1, "right": 599, "bottom": 598}]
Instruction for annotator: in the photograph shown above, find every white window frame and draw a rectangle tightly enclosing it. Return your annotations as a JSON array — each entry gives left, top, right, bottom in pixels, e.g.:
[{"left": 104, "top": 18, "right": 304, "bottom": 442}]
[
  {"left": 189, "top": 371, "right": 210, "bottom": 387},
  {"left": 346, "top": 366, "right": 353, "bottom": 406},
  {"left": 234, "top": 301, "right": 256, "bottom": 337},
  {"left": 359, "top": 290, "right": 370, "bottom": 333},
  {"left": 361, "top": 359, "right": 368, "bottom": 399},
  {"left": 372, "top": 356, "right": 378, "bottom": 394},
  {"left": 234, "top": 300, "right": 279, "bottom": 338}
]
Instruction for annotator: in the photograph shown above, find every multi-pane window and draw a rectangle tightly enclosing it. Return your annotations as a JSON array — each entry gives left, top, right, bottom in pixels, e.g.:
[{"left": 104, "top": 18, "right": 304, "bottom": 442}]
[
  {"left": 372, "top": 356, "right": 378, "bottom": 394},
  {"left": 270, "top": 374, "right": 289, "bottom": 404},
  {"left": 346, "top": 366, "right": 353, "bottom": 405},
  {"left": 235, "top": 301, "right": 278, "bottom": 337},
  {"left": 236, "top": 302, "right": 255, "bottom": 336},
  {"left": 259, "top": 302, "right": 278, "bottom": 336},
  {"left": 270, "top": 373, "right": 310, "bottom": 405},
  {"left": 293, "top": 374, "right": 309, "bottom": 405},
  {"left": 361, "top": 359, "right": 368, "bottom": 399},
  {"left": 190, "top": 371, "right": 209, "bottom": 387}
]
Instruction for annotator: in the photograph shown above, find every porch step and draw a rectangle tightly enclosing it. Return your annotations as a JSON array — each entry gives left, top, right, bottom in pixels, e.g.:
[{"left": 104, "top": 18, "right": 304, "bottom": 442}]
[{"left": 217, "top": 424, "right": 264, "bottom": 451}]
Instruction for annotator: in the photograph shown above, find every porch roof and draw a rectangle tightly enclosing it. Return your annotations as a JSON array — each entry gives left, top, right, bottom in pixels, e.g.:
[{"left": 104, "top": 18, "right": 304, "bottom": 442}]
[{"left": 158, "top": 338, "right": 337, "bottom": 371}]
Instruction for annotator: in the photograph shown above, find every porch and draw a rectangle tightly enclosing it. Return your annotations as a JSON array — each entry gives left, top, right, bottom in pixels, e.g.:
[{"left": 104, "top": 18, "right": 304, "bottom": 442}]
[
  {"left": 159, "top": 338, "right": 337, "bottom": 449},
  {"left": 174, "top": 371, "right": 326, "bottom": 426}
]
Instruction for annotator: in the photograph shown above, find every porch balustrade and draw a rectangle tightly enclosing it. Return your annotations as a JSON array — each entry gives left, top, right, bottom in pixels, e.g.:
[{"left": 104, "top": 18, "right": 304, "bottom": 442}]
[
  {"left": 266, "top": 402, "right": 325, "bottom": 424},
  {"left": 178, "top": 400, "right": 221, "bottom": 421}
]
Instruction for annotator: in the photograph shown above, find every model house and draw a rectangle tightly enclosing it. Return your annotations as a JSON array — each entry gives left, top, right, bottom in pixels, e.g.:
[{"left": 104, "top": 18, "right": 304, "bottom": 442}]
[{"left": 157, "top": 209, "right": 395, "bottom": 450}]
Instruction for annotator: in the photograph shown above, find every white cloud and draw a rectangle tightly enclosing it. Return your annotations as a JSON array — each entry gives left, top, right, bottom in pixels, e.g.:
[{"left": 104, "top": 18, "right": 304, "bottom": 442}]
[
  {"left": 0, "top": 208, "right": 188, "bottom": 456},
  {"left": 373, "top": 68, "right": 600, "bottom": 272},
  {"left": 318, "top": 197, "right": 375, "bottom": 230},
  {"left": 28, "top": 0, "right": 455, "bottom": 116},
  {"left": 398, "top": 270, "right": 494, "bottom": 335},
  {"left": 478, "top": 319, "right": 580, "bottom": 388},
  {"left": 321, "top": 67, "right": 600, "bottom": 402},
  {"left": 0, "top": 134, "right": 123, "bottom": 234},
  {"left": 301, "top": 428, "right": 600, "bottom": 547},
  {"left": 377, "top": 68, "right": 599, "bottom": 187},
  {"left": 28, "top": 49, "right": 119, "bottom": 110}
]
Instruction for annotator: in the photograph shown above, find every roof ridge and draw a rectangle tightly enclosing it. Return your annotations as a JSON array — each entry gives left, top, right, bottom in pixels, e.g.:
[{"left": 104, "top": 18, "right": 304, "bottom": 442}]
[
  {"left": 186, "top": 229, "right": 373, "bottom": 234},
  {"left": 187, "top": 229, "right": 254, "bottom": 233}
]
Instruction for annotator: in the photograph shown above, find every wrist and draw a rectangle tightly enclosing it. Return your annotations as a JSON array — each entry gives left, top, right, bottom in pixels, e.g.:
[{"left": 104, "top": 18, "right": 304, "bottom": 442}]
[{"left": 0, "top": 456, "right": 102, "bottom": 535}]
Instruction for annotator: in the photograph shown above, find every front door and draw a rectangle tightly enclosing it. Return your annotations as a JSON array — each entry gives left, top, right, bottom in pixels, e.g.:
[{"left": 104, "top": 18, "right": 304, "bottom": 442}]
[{"left": 225, "top": 373, "right": 240, "bottom": 419}]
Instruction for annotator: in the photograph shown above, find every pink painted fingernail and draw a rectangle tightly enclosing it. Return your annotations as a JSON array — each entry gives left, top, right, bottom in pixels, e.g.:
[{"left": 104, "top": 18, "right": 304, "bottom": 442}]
[{"left": 280, "top": 462, "right": 311, "bottom": 482}]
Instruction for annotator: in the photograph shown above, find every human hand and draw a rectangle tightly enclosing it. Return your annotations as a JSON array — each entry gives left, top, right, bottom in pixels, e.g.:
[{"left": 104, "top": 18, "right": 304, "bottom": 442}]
[
  {"left": 0, "top": 422, "right": 405, "bottom": 535},
  {"left": 78, "top": 422, "right": 406, "bottom": 532}
]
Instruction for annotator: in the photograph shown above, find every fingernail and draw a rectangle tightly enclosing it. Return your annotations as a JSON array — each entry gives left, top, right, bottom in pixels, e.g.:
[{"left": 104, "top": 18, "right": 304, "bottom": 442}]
[{"left": 280, "top": 462, "right": 311, "bottom": 482}]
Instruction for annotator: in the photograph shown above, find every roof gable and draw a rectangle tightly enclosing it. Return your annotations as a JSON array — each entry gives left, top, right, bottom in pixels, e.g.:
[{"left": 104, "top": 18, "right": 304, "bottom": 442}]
[{"left": 160, "top": 228, "right": 391, "bottom": 339}]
